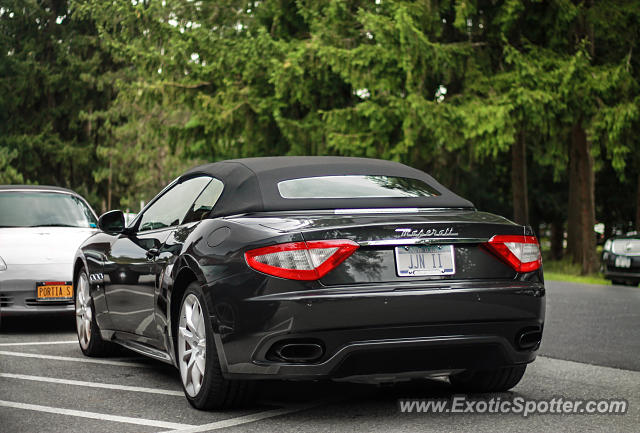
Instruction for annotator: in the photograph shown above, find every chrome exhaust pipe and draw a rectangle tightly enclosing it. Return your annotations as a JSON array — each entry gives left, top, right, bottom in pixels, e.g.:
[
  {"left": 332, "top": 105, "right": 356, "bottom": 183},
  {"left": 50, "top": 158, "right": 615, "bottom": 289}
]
[
  {"left": 517, "top": 329, "right": 542, "bottom": 350},
  {"left": 274, "top": 342, "right": 324, "bottom": 363}
]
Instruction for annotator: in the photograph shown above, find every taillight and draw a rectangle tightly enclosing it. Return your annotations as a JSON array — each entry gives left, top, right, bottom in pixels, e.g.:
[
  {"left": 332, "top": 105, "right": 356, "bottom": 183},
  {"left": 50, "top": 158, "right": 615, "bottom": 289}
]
[
  {"left": 245, "top": 240, "right": 359, "bottom": 280},
  {"left": 484, "top": 235, "right": 542, "bottom": 272}
]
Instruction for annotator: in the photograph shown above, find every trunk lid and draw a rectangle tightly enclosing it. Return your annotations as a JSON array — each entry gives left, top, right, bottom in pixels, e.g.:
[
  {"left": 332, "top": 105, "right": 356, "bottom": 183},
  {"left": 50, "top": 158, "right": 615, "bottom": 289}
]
[{"left": 253, "top": 209, "right": 525, "bottom": 285}]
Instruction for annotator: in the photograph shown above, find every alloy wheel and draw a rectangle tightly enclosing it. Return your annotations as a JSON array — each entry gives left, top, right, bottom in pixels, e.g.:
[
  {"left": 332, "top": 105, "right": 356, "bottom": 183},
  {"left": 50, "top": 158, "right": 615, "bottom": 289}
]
[
  {"left": 178, "top": 293, "right": 207, "bottom": 397},
  {"left": 75, "top": 273, "right": 92, "bottom": 350}
]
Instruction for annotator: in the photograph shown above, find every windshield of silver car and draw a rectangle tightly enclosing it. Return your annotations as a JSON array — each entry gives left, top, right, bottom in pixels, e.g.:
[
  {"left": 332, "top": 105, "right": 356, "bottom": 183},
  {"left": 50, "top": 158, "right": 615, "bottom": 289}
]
[{"left": 0, "top": 191, "right": 97, "bottom": 228}]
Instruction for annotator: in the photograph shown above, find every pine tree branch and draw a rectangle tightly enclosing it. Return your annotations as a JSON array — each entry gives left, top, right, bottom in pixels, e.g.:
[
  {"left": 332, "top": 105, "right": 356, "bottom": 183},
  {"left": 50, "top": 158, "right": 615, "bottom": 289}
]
[{"left": 162, "top": 81, "right": 211, "bottom": 89}]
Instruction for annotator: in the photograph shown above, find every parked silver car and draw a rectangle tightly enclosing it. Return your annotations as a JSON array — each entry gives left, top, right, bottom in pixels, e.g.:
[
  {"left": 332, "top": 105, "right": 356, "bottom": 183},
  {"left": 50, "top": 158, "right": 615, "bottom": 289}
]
[{"left": 0, "top": 186, "right": 98, "bottom": 316}]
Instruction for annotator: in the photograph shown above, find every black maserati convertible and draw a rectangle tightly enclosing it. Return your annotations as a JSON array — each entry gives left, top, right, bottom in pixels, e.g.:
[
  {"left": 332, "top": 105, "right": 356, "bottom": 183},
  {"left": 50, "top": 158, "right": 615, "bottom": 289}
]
[{"left": 73, "top": 157, "right": 545, "bottom": 409}]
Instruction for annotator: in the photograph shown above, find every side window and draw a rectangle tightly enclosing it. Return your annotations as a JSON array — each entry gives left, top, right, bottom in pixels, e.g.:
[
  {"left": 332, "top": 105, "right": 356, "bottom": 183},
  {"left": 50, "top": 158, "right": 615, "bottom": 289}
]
[
  {"left": 182, "top": 178, "right": 224, "bottom": 224},
  {"left": 138, "top": 177, "right": 212, "bottom": 232}
]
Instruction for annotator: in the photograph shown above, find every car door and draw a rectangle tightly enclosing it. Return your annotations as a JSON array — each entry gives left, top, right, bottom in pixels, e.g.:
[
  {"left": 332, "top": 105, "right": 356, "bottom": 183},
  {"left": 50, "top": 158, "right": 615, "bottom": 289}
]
[{"left": 103, "top": 176, "right": 212, "bottom": 339}]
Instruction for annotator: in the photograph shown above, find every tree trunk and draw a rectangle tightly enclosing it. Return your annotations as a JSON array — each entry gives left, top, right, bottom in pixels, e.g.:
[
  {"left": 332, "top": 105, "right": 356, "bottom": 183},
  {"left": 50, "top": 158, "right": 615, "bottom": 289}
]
[
  {"left": 636, "top": 171, "right": 640, "bottom": 232},
  {"left": 566, "top": 137, "right": 581, "bottom": 259},
  {"left": 550, "top": 220, "right": 564, "bottom": 260},
  {"left": 531, "top": 220, "right": 541, "bottom": 241},
  {"left": 566, "top": 122, "right": 597, "bottom": 274},
  {"left": 603, "top": 220, "right": 613, "bottom": 242},
  {"left": 511, "top": 129, "right": 529, "bottom": 225},
  {"left": 107, "top": 154, "right": 112, "bottom": 211}
]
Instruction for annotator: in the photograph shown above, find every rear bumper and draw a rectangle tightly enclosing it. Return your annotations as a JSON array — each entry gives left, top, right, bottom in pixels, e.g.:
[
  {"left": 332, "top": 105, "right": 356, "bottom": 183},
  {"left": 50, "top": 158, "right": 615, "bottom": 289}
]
[
  {"left": 220, "top": 324, "right": 541, "bottom": 381},
  {"left": 213, "top": 280, "right": 545, "bottom": 380}
]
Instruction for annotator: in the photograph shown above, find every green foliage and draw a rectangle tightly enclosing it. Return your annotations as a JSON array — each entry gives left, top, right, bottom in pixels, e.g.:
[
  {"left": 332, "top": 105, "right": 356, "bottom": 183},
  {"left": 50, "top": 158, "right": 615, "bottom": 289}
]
[
  {"left": 0, "top": 146, "right": 23, "bottom": 184},
  {"left": 0, "top": 0, "right": 115, "bottom": 209},
  {"left": 1, "top": 0, "right": 639, "bottom": 234},
  {"left": 542, "top": 256, "right": 610, "bottom": 286}
]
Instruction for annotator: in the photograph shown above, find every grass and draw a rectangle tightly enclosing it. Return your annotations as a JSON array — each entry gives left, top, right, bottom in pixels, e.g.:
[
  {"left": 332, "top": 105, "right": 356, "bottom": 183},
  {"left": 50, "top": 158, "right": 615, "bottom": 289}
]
[
  {"left": 543, "top": 270, "right": 610, "bottom": 285},
  {"left": 541, "top": 255, "right": 610, "bottom": 286}
]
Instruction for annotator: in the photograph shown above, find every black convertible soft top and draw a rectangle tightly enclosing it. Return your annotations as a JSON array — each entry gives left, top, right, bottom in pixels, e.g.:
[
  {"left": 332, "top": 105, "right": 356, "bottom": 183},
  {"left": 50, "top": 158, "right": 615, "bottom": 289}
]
[{"left": 183, "top": 157, "right": 474, "bottom": 216}]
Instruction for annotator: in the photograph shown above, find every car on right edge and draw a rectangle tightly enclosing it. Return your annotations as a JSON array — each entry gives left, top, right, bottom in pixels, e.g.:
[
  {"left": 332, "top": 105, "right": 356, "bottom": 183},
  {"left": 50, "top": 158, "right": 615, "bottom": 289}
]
[{"left": 602, "top": 234, "right": 640, "bottom": 286}]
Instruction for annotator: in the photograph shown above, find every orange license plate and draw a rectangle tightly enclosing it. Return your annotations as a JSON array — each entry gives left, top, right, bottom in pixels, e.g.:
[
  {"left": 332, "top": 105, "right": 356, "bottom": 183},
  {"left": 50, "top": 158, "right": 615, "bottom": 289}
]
[{"left": 36, "top": 282, "right": 73, "bottom": 301}]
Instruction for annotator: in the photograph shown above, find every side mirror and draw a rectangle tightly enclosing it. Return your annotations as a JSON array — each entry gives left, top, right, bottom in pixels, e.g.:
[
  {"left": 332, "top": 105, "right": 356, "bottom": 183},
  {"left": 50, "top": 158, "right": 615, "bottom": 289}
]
[{"left": 98, "top": 210, "right": 126, "bottom": 233}]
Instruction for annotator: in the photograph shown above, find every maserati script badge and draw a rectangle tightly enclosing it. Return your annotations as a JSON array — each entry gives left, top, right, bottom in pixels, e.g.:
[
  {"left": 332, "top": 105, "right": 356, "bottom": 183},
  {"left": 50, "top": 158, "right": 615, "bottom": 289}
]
[{"left": 395, "top": 227, "right": 459, "bottom": 237}]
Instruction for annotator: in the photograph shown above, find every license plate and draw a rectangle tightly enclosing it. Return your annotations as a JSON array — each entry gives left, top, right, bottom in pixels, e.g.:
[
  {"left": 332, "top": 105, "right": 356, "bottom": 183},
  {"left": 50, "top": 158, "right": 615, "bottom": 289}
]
[
  {"left": 36, "top": 282, "right": 73, "bottom": 301},
  {"left": 615, "top": 256, "right": 631, "bottom": 268},
  {"left": 395, "top": 245, "right": 455, "bottom": 276}
]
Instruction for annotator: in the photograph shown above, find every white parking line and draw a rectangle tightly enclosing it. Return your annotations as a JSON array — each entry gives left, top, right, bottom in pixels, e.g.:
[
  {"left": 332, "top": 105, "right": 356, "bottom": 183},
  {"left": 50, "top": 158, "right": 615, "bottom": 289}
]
[
  {"left": 161, "top": 402, "right": 323, "bottom": 433},
  {"left": 0, "top": 340, "right": 78, "bottom": 347},
  {"left": 0, "top": 373, "right": 184, "bottom": 396},
  {"left": 0, "top": 399, "right": 194, "bottom": 430},
  {"left": 0, "top": 351, "right": 148, "bottom": 367}
]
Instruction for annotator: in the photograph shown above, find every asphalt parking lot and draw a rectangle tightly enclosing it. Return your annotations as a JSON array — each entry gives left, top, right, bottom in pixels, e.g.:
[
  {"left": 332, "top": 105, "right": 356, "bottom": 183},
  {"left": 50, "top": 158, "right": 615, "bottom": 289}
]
[{"left": 1, "top": 280, "right": 639, "bottom": 433}]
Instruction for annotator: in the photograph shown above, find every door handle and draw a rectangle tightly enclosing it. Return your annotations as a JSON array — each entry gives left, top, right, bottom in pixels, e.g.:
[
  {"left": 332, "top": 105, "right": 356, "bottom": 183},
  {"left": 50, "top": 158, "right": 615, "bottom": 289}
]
[{"left": 146, "top": 248, "right": 160, "bottom": 260}]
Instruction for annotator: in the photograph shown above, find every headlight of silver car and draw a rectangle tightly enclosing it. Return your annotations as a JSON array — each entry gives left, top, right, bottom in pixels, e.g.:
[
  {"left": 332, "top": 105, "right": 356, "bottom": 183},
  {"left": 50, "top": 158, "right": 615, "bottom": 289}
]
[
  {"left": 0, "top": 256, "right": 6, "bottom": 271},
  {"left": 603, "top": 239, "right": 612, "bottom": 252}
]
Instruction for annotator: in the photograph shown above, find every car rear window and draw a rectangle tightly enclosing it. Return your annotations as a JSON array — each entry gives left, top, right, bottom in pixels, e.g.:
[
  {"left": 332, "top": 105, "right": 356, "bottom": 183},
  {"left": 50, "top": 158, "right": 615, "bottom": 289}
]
[{"left": 277, "top": 175, "right": 441, "bottom": 199}]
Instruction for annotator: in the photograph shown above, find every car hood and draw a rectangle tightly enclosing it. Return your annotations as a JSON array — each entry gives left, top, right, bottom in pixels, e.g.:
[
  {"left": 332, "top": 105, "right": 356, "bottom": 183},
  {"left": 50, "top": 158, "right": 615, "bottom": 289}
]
[{"left": 0, "top": 227, "right": 97, "bottom": 265}]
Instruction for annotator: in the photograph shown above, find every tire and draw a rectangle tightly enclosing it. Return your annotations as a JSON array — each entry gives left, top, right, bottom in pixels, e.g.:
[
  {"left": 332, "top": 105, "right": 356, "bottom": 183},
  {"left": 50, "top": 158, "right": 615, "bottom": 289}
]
[
  {"left": 624, "top": 280, "right": 639, "bottom": 287},
  {"left": 177, "top": 282, "right": 255, "bottom": 410},
  {"left": 75, "top": 269, "right": 113, "bottom": 357},
  {"left": 450, "top": 365, "right": 526, "bottom": 393}
]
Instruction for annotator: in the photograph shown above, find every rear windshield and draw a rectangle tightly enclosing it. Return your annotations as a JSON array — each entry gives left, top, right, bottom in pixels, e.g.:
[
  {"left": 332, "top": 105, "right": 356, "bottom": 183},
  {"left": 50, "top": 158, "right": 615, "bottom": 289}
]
[
  {"left": 277, "top": 175, "right": 441, "bottom": 199},
  {"left": 0, "top": 191, "right": 97, "bottom": 228}
]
